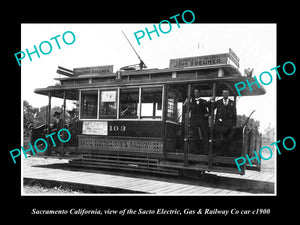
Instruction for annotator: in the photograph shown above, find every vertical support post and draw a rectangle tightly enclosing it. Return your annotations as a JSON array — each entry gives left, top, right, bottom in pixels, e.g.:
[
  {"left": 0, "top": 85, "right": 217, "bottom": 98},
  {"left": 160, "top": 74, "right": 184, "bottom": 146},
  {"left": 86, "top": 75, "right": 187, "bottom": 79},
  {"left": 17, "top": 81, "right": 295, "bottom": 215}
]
[
  {"left": 162, "top": 85, "right": 169, "bottom": 163},
  {"left": 60, "top": 91, "right": 66, "bottom": 156},
  {"left": 258, "top": 133, "right": 262, "bottom": 171},
  {"left": 138, "top": 87, "right": 142, "bottom": 119},
  {"left": 152, "top": 102, "right": 156, "bottom": 118},
  {"left": 62, "top": 91, "right": 66, "bottom": 128},
  {"left": 46, "top": 91, "right": 52, "bottom": 156},
  {"left": 75, "top": 90, "right": 79, "bottom": 155},
  {"left": 241, "top": 127, "right": 248, "bottom": 175},
  {"left": 116, "top": 88, "right": 120, "bottom": 120},
  {"left": 208, "top": 83, "right": 216, "bottom": 169},
  {"left": 183, "top": 84, "right": 191, "bottom": 167},
  {"left": 233, "top": 96, "right": 237, "bottom": 109},
  {"left": 47, "top": 92, "right": 52, "bottom": 128}
]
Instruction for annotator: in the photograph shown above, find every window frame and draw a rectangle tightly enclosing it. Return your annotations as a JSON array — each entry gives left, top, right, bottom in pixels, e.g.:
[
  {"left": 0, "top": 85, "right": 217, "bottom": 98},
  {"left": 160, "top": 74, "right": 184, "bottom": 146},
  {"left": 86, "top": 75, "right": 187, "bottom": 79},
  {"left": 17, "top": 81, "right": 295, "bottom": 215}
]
[
  {"left": 98, "top": 89, "right": 118, "bottom": 119},
  {"left": 140, "top": 86, "right": 163, "bottom": 119},
  {"left": 166, "top": 86, "right": 185, "bottom": 125},
  {"left": 79, "top": 85, "right": 164, "bottom": 121},
  {"left": 79, "top": 89, "right": 99, "bottom": 119},
  {"left": 119, "top": 87, "right": 140, "bottom": 120}
]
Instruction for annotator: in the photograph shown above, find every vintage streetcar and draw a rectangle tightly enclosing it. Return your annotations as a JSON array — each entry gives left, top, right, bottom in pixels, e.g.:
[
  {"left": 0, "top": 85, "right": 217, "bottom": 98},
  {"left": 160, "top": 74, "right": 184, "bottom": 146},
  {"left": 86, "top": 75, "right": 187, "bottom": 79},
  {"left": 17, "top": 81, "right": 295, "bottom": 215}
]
[{"left": 33, "top": 51, "right": 265, "bottom": 176}]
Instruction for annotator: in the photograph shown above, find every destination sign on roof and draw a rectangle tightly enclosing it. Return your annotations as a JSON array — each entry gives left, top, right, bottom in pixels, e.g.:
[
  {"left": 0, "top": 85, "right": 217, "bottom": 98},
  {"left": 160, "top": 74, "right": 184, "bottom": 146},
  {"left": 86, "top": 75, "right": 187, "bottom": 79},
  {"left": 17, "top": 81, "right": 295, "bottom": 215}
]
[
  {"left": 229, "top": 48, "right": 240, "bottom": 62},
  {"left": 73, "top": 65, "right": 113, "bottom": 76},
  {"left": 169, "top": 54, "right": 229, "bottom": 68},
  {"left": 229, "top": 48, "right": 240, "bottom": 68},
  {"left": 169, "top": 53, "right": 239, "bottom": 68}
]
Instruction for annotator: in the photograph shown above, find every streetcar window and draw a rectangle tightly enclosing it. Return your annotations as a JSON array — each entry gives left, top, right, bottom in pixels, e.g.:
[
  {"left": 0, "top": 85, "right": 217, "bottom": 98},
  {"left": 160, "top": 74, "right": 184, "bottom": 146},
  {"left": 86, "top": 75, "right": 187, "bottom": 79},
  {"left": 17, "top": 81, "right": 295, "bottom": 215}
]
[
  {"left": 167, "top": 89, "right": 177, "bottom": 120},
  {"left": 119, "top": 88, "right": 139, "bottom": 119},
  {"left": 99, "top": 90, "right": 117, "bottom": 119},
  {"left": 80, "top": 90, "right": 98, "bottom": 119},
  {"left": 167, "top": 86, "right": 184, "bottom": 123},
  {"left": 141, "top": 87, "right": 162, "bottom": 119}
]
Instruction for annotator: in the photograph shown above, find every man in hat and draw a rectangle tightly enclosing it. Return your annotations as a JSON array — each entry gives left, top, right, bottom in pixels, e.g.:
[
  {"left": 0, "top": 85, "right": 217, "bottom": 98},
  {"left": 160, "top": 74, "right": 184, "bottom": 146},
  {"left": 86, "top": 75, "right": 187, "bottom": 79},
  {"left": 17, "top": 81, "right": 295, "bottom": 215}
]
[
  {"left": 52, "top": 111, "right": 62, "bottom": 132},
  {"left": 45, "top": 111, "right": 63, "bottom": 155}
]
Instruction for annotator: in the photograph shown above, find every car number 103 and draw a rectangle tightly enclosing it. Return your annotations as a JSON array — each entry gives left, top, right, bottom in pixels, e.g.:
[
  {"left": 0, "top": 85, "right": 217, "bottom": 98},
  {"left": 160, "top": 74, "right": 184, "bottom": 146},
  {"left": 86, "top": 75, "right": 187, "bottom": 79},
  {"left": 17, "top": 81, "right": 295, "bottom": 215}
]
[{"left": 109, "top": 125, "right": 126, "bottom": 132}]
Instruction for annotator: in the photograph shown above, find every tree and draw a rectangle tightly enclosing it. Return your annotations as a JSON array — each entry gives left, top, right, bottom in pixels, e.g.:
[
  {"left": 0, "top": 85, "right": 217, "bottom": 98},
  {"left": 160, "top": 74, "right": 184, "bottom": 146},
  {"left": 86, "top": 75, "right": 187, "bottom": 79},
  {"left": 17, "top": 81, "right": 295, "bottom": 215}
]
[
  {"left": 23, "top": 100, "right": 39, "bottom": 129},
  {"left": 34, "top": 105, "right": 62, "bottom": 126},
  {"left": 23, "top": 100, "right": 62, "bottom": 127},
  {"left": 24, "top": 100, "right": 75, "bottom": 128},
  {"left": 236, "top": 114, "right": 260, "bottom": 130},
  {"left": 33, "top": 105, "right": 47, "bottom": 126}
]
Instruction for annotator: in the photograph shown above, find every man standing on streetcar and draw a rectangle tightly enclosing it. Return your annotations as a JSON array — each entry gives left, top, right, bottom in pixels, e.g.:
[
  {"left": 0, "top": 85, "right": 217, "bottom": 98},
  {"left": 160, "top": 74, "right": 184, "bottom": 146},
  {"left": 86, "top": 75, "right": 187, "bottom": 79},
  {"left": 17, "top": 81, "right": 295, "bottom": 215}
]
[
  {"left": 184, "top": 88, "right": 210, "bottom": 153},
  {"left": 213, "top": 89, "right": 237, "bottom": 141}
]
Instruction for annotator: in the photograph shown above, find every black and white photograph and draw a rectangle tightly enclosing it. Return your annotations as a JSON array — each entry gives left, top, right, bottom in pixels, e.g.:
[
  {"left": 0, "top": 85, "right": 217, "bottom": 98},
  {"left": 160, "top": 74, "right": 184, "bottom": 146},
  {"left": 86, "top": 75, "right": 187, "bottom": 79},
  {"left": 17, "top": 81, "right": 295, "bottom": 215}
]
[
  {"left": 4, "top": 5, "right": 298, "bottom": 219},
  {"left": 20, "top": 23, "right": 276, "bottom": 196}
]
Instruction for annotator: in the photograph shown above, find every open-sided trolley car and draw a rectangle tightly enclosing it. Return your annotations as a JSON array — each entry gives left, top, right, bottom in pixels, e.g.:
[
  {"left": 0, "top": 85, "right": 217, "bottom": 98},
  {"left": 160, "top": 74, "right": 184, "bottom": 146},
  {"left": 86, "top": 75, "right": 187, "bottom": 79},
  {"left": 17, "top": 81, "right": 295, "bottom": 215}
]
[{"left": 34, "top": 52, "right": 265, "bottom": 176}]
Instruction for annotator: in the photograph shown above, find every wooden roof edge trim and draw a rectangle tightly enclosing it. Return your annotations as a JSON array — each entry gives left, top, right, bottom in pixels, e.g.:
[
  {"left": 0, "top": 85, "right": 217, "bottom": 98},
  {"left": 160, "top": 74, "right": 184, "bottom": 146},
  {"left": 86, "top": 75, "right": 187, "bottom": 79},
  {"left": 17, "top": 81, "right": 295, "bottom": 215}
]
[{"left": 53, "top": 64, "right": 241, "bottom": 81}]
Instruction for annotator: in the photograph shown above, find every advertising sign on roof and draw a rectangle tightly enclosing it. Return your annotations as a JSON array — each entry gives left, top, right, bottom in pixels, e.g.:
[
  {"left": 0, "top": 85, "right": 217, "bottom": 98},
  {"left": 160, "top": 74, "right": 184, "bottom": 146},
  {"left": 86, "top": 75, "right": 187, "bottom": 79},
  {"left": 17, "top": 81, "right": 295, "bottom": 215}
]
[
  {"left": 169, "top": 54, "right": 229, "bottom": 68},
  {"left": 229, "top": 48, "right": 240, "bottom": 68},
  {"left": 73, "top": 65, "right": 113, "bottom": 76},
  {"left": 229, "top": 48, "right": 240, "bottom": 62}
]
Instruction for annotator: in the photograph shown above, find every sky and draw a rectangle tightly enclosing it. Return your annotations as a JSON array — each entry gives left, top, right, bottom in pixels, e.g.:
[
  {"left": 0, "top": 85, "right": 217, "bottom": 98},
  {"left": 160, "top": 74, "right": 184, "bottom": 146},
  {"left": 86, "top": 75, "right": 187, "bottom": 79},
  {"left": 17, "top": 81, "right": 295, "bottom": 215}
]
[{"left": 21, "top": 23, "right": 276, "bottom": 132}]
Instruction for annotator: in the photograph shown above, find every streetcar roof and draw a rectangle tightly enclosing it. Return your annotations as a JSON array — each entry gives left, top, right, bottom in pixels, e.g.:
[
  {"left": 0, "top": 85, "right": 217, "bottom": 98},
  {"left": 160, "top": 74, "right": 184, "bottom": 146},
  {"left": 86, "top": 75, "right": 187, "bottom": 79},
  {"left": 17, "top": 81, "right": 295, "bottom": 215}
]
[{"left": 34, "top": 64, "right": 266, "bottom": 99}]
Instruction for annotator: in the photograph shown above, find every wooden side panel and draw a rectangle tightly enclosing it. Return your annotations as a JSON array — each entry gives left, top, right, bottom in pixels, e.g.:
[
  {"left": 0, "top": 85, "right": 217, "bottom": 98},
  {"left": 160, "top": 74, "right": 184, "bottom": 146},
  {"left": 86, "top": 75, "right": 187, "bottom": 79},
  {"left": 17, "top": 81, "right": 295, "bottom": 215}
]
[
  {"left": 80, "top": 121, "right": 165, "bottom": 138},
  {"left": 164, "top": 122, "right": 183, "bottom": 153},
  {"left": 78, "top": 135, "right": 163, "bottom": 153}
]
